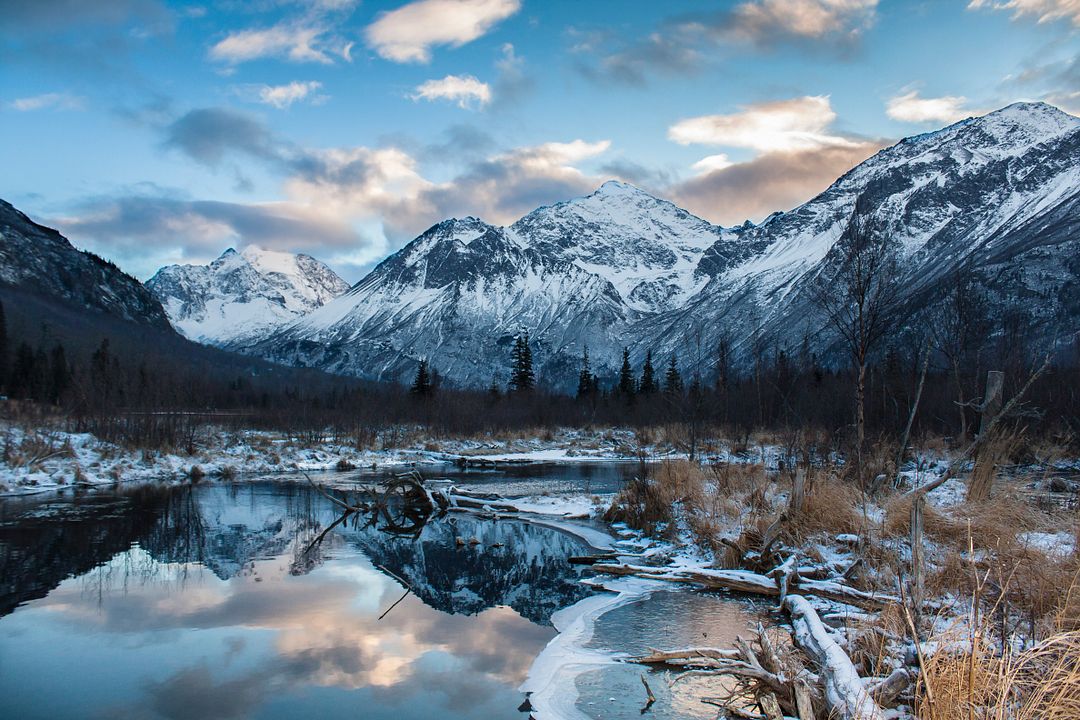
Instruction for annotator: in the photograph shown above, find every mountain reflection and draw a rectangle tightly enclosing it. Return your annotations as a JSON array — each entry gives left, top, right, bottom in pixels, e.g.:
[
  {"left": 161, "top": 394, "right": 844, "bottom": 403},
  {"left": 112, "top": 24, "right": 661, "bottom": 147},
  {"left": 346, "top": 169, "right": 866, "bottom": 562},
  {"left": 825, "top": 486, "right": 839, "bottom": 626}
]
[
  {"left": 1, "top": 481, "right": 594, "bottom": 623},
  {"left": 0, "top": 480, "right": 598, "bottom": 720}
]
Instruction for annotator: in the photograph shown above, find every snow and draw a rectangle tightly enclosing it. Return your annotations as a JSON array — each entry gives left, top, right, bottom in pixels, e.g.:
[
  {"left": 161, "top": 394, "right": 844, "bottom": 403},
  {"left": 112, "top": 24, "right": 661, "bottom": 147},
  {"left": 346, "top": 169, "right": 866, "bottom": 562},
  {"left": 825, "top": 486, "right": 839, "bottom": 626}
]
[
  {"left": 1019, "top": 530, "right": 1076, "bottom": 557},
  {"left": 147, "top": 246, "right": 350, "bottom": 346},
  {"left": 521, "top": 576, "right": 665, "bottom": 720}
]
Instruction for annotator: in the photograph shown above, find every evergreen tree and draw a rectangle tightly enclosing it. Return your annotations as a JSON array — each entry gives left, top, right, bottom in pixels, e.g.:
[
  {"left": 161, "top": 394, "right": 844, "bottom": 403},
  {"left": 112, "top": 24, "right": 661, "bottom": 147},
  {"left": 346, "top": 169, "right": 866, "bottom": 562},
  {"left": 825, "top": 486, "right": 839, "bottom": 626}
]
[
  {"left": 576, "top": 347, "right": 593, "bottom": 398},
  {"left": 32, "top": 346, "right": 49, "bottom": 402},
  {"left": 663, "top": 354, "right": 683, "bottom": 394},
  {"left": 617, "top": 347, "right": 635, "bottom": 396},
  {"left": 9, "top": 343, "right": 35, "bottom": 400},
  {"left": 509, "top": 332, "right": 535, "bottom": 392},
  {"left": 0, "top": 300, "right": 7, "bottom": 393},
  {"left": 715, "top": 336, "right": 731, "bottom": 391},
  {"left": 410, "top": 358, "right": 432, "bottom": 396},
  {"left": 639, "top": 349, "right": 657, "bottom": 395},
  {"left": 488, "top": 375, "right": 502, "bottom": 401},
  {"left": 48, "top": 344, "right": 70, "bottom": 405},
  {"left": 91, "top": 338, "right": 112, "bottom": 403}
]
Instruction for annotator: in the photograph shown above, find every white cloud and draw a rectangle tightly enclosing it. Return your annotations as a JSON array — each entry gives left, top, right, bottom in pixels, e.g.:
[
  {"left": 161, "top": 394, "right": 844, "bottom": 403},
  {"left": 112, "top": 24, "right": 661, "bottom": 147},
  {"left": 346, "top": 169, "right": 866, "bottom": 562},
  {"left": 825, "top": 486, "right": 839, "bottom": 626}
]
[
  {"left": 210, "top": 22, "right": 337, "bottom": 64},
  {"left": 668, "top": 96, "right": 860, "bottom": 153},
  {"left": 502, "top": 139, "right": 611, "bottom": 171},
  {"left": 364, "top": 0, "right": 520, "bottom": 63},
  {"left": 411, "top": 75, "right": 491, "bottom": 109},
  {"left": 256, "top": 81, "right": 325, "bottom": 108},
  {"left": 691, "top": 154, "right": 734, "bottom": 175},
  {"left": 671, "top": 142, "right": 884, "bottom": 226},
  {"left": 727, "top": 0, "right": 878, "bottom": 40},
  {"left": 968, "top": 0, "right": 1080, "bottom": 26},
  {"left": 886, "top": 91, "right": 975, "bottom": 124},
  {"left": 9, "top": 92, "right": 85, "bottom": 111}
]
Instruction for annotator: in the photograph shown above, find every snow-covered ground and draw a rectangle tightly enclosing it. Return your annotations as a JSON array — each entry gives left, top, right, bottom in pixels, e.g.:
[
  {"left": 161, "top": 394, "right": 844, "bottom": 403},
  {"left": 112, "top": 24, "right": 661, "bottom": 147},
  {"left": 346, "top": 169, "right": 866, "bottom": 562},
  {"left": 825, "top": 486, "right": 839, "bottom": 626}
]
[{"left": 0, "top": 423, "right": 685, "bottom": 495}]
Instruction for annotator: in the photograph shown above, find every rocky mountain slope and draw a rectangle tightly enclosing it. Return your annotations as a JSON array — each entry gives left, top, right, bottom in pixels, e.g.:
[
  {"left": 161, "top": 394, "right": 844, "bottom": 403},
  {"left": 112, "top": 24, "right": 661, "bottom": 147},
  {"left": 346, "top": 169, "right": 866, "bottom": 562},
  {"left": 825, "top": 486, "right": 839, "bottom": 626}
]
[
  {"left": 0, "top": 199, "right": 172, "bottom": 329},
  {"left": 236, "top": 103, "right": 1080, "bottom": 389},
  {"left": 147, "top": 246, "right": 350, "bottom": 346}
]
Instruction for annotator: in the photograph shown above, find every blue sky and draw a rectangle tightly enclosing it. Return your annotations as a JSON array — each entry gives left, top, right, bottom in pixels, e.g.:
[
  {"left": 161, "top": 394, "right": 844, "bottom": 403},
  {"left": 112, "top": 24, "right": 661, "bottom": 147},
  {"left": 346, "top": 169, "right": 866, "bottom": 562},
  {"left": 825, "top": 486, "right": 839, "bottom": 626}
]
[{"left": 2, "top": 0, "right": 1078, "bottom": 281}]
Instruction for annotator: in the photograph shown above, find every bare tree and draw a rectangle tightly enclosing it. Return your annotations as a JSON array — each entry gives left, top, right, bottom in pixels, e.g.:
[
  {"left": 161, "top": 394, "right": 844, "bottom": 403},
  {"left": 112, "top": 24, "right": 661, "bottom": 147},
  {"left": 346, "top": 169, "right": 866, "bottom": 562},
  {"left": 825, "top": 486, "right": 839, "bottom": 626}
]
[
  {"left": 930, "top": 269, "right": 989, "bottom": 443},
  {"left": 812, "top": 195, "right": 902, "bottom": 486}
]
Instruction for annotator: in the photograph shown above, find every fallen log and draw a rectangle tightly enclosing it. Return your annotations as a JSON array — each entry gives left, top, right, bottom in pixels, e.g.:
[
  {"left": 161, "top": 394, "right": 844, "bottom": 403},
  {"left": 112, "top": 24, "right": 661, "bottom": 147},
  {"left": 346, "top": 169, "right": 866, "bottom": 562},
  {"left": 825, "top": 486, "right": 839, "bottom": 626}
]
[
  {"left": 783, "top": 594, "right": 886, "bottom": 720},
  {"left": 633, "top": 647, "right": 742, "bottom": 666},
  {"left": 591, "top": 563, "right": 896, "bottom": 611},
  {"left": 865, "top": 667, "right": 910, "bottom": 706}
]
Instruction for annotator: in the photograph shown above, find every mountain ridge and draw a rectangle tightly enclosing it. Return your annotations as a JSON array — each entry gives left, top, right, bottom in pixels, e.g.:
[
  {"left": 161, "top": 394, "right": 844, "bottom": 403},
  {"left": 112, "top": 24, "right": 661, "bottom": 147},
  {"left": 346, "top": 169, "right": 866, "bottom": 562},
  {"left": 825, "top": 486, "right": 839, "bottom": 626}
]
[
  {"left": 147, "top": 245, "right": 351, "bottom": 346},
  {"left": 89, "top": 101, "right": 1080, "bottom": 390}
]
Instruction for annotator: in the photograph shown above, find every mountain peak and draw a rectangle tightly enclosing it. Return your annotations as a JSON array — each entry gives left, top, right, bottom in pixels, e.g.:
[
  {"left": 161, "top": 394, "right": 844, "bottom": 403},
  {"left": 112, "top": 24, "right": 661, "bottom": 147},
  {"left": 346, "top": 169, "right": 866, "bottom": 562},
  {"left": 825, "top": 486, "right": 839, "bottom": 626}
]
[
  {"left": 593, "top": 179, "right": 652, "bottom": 198},
  {"left": 148, "top": 246, "right": 350, "bottom": 347}
]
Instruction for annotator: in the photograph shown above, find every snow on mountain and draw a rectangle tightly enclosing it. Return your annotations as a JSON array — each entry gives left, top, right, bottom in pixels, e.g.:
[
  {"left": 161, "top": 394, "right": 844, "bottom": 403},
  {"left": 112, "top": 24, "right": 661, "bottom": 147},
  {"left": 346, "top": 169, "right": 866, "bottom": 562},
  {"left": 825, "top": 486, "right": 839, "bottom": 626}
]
[
  {"left": 243, "top": 102, "right": 1080, "bottom": 389},
  {"left": 148, "top": 246, "right": 350, "bottom": 347},
  {"left": 509, "top": 180, "right": 727, "bottom": 311},
  {"left": 0, "top": 199, "right": 172, "bottom": 329}
]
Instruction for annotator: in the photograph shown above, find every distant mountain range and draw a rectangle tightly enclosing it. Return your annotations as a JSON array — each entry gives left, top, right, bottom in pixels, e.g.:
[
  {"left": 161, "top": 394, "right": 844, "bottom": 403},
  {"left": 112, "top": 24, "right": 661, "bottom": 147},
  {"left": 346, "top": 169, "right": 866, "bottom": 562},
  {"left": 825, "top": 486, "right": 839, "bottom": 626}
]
[
  {"left": 237, "top": 102, "right": 1079, "bottom": 389},
  {"left": 148, "top": 246, "right": 350, "bottom": 346},
  {"left": 5, "top": 102, "right": 1078, "bottom": 392}
]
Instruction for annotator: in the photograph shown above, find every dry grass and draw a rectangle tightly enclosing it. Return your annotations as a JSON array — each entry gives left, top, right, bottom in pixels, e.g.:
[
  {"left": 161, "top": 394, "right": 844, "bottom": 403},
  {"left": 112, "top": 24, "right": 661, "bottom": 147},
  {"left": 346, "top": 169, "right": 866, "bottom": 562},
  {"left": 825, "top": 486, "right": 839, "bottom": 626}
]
[
  {"left": 917, "top": 624, "right": 1080, "bottom": 720},
  {"left": 787, "top": 469, "right": 865, "bottom": 539}
]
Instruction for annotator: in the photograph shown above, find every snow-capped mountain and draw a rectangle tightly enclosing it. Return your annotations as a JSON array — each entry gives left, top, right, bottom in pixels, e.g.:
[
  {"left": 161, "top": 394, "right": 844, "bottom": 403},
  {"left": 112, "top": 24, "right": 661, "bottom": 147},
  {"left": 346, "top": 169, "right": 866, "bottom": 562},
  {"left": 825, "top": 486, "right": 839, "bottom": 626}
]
[
  {"left": 148, "top": 246, "right": 351, "bottom": 346},
  {"left": 243, "top": 102, "right": 1080, "bottom": 389},
  {"left": 246, "top": 182, "right": 737, "bottom": 386}
]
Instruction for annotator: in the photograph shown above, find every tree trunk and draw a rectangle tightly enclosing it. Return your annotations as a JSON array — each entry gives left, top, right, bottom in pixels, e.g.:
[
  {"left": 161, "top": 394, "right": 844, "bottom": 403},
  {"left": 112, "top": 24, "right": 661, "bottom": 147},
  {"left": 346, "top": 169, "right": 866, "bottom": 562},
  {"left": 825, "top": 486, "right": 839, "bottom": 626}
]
[
  {"left": 909, "top": 494, "right": 925, "bottom": 629},
  {"left": 856, "top": 361, "right": 867, "bottom": 488}
]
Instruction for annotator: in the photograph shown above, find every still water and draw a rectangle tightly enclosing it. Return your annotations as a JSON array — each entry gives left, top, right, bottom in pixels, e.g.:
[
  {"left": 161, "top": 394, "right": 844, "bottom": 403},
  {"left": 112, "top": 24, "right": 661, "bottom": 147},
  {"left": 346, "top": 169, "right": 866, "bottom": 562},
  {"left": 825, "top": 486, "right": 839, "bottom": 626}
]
[{"left": 0, "top": 467, "right": 627, "bottom": 720}]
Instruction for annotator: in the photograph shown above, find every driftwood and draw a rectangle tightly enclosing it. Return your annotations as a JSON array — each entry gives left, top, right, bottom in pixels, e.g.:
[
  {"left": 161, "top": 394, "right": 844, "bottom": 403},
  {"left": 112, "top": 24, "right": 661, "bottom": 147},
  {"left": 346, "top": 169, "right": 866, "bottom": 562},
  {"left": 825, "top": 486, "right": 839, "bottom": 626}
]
[
  {"left": 905, "top": 353, "right": 1050, "bottom": 498},
  {"left": 591, "top": 563, "right": 898, "bottom": 610},
  {"left": 784, "top": 594, "right": 886, "bottom": 720},
  {"left": 866, "top": 667, "right": 910, "bottom": 705}
]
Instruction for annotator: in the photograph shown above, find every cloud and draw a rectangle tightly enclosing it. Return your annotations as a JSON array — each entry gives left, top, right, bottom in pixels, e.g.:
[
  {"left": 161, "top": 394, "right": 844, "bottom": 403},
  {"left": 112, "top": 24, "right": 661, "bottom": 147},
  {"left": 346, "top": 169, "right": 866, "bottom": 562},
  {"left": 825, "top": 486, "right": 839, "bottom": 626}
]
[
  {"left": 722, "top": 0, "right": 879, "bottom": 44},
  {"left": 577, "top": 1, "right": 876, "bottom": 86},
  {"left": 690, "top": 154, "right": 734, "bottom": 174},
  {"left": 411, "top": 75, "right": 492, "bottom": 109},
  {"left": 248, "top": 80, "right": 326, "bottom": 109},
  {"left": 0, "top": 0, "right": 174, "bottom": 34},
  {"left": 968, "top": 0, "right": 1080, "bottom": 26},
  {"left": 491, "top": 43, "right": 533, "bottom": 107},
  {"left": 419, "top": 139, "right": 611, "bottom": 225},
  {"left": 668, "top": 96, "right": 861, "bottom": 152},
  {"left": 209, "top": 21, "right": 342, "bottom": 64},
  {"left": 55, "top": 196, "right": 375, "bottom": 278},
  {"left": 670, "top": 142, "right": 885, "bottom": 226},
  {"left": 8, "top": 92, "right": 85, "bottom": 111},
  {"left": 886, "top": 90, "right": 976, "bottom": 124},
  {"left": 364, "top": 0, "right": 520, "bottom": 63},
  {"left": 163, "top": 108, "right": 282, "bottom": 166},
  {"left": 581, "top": 32, "right": 703, "bottom": 86}
]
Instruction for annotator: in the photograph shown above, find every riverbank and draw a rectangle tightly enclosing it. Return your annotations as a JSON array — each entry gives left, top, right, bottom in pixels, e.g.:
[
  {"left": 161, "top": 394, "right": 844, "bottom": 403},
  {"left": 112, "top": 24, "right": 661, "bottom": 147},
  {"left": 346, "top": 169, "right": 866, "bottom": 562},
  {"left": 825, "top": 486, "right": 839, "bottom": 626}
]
[{"left": 0, "top": 421, "right": 692, "bottom": 495}]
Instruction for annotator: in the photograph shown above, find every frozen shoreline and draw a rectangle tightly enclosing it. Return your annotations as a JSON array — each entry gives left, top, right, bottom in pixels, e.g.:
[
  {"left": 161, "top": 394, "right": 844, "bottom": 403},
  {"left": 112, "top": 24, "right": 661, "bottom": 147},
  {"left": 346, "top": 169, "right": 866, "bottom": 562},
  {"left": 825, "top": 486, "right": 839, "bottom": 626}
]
[{"left": 0, "top": 423, "right": 661, "bottom": 495}]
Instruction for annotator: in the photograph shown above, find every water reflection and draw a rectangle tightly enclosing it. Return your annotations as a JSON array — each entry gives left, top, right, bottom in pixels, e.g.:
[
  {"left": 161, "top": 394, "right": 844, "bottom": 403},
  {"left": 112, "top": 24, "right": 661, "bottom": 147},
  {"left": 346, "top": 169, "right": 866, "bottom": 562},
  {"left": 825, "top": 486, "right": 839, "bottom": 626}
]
[
  {"left": 576, "top": 591, "right": 763, "bottom": 719},
  {"left": 0, "top": 481, "right": 596, "bottom": 719}
]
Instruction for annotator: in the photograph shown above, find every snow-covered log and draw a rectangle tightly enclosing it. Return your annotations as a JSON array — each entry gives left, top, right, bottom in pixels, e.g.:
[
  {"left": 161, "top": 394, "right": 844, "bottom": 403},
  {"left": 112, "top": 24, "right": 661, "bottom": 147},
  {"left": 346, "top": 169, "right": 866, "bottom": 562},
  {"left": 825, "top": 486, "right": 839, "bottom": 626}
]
[{"left": 783, "top": 594, "right": 886, "bottom": 720}]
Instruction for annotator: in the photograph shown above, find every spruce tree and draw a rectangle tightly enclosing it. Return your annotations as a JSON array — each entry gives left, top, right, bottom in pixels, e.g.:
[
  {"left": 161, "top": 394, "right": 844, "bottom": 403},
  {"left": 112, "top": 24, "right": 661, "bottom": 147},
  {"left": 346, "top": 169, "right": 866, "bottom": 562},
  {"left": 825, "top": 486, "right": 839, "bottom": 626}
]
[
  {"left": 9, "top": 343, "right": 35, "bottom": 400},
  {"left": 639, "top": 349, "right": 657, "bottom": 395},
  {"left": 617, "top": 347, "right": 635, "bottom": 396},
  {"left": 576, "top": 347, "right": 592, "bottom": 399},
  {"left": 49, "top": 344, "right": 69, "bottom": 405},
  {"left": 410, "top": 358, "right": 432, "bottom": 396},
  {"left": 663, "top": 354, "right": 683, "bottom": 394},
  {"left": 509, "top": 332, "right": 535, "bottom": 392},
  {"left": 0, "top": 300, "right": 7, "bottom": 393}
]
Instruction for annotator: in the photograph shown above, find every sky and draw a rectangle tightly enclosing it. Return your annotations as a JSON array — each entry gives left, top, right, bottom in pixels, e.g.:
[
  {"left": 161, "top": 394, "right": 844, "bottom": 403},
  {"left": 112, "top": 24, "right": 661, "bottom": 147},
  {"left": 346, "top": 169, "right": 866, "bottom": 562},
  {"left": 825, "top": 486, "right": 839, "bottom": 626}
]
[{"left": 2, "top": 0, "right": 1078, "bottom": 282}]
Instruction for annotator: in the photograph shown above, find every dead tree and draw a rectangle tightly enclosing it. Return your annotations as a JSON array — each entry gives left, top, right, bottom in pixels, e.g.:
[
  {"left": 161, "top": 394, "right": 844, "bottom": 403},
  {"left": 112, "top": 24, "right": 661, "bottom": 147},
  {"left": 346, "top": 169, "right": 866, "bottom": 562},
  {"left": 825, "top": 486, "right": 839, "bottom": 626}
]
[
  {"left": 811, "top": 194, "right": 901, "bottom": 488},
  {"left": 930, "top": 269, "right": 990, "bottom": 444}
]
